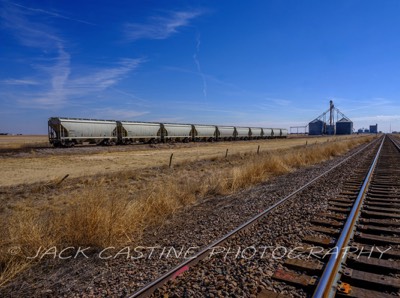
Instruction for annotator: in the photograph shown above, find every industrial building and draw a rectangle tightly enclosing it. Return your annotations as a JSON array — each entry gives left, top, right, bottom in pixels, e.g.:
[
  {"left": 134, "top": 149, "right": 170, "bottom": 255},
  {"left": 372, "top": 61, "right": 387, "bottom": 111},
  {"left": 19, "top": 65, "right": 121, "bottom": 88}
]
[
  {"left": 356, "top": 125, "right": 379, "bottom": 134},
  {"left": 370, "top": 124, "right": 378, "bottom": 134},
  {"left": 306, "top": 100, "right": 353, "bottom": 135}
]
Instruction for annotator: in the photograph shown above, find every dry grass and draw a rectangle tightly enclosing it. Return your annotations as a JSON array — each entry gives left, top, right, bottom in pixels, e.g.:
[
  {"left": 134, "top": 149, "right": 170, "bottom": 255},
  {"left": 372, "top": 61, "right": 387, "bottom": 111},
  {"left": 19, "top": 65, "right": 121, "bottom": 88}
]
[
  {"left": 0, "top": 135, "right": 48, "bottom": 150},
  {"left": 0, "top": 135, "right": 374, "bottom": 286}
]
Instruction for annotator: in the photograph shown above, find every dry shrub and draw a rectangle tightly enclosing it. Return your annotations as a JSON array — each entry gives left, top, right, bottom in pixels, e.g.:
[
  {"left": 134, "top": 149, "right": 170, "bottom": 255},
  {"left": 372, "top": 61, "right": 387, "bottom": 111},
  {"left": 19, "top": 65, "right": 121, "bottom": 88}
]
[
  {"left": 60, "top": 188, "right": 134, "bottom": 246},
  {"left": 0, "top": 209, "right": 57, "bottom": 287}
]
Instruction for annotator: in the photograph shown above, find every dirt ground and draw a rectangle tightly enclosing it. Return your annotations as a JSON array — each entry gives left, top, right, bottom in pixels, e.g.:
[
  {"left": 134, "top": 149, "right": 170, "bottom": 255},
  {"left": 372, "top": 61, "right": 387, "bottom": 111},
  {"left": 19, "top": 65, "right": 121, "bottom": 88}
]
[{"left": 0, "top": 135, "right": 360, "bottom": 187}]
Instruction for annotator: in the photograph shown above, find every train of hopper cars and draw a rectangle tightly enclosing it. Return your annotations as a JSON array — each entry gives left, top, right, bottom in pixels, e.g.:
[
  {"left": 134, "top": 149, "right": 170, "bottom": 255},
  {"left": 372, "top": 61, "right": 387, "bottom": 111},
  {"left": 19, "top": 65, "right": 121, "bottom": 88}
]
[{"left": 48, "top": 117, "right": 288, "bottom": 147}]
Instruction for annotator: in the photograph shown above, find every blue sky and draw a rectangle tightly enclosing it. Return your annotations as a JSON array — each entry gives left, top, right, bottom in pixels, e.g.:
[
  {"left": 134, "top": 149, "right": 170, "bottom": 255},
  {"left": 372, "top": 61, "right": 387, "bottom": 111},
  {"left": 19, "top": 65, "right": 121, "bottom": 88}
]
[{"left": 1, "top": 0, "right": 400, "bottom": 134}]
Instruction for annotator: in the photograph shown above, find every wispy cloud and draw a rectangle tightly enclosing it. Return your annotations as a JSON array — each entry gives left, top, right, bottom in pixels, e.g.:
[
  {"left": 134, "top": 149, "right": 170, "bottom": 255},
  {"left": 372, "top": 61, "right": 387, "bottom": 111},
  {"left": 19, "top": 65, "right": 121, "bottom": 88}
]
[
  {"left": 344, "top": 98, "right": 394, "bottom": 113},
  {"left": 26, "top": 45, "right": 71, "bottom": 106},
  {"left": 93, "top": 108, "right": 148, "bottom": 120},
  {"left": 8, "top": 1, "right": 96, "bottom": 25},
  {"left": 1, "top": 2, "right": 62, "bottom": 48},
  {"left": 163, "top": 65, "right": 243, "bottom": 93},
  {"left": 110, "top": 87, "right": 149, "bottom": 104},
  {"left": 125, "top": 10, "right": 203, "bottom": 41},
  {"left": 67, "top": 58, "right": 144, "bottom": 94},
  {"left": 352, "top": 115, "right": 400, "bottom": 122},
  {"left": 193, "top": 33, "right": 208, "bottom": 102},
  {"left": 2, "top": 2, "right": 145, "bottom": 109},
  {"left": 258, "top": 98, "right": 318, "bottom": 115},
  {"left": 272, "top": 98, "right": 291, "bottom": 106},
  {"left": 0, "top": 79, "right": 39, "bottom": 85},
  {"left": 20, "top": 57, "right": 145, "bottom": 108}
]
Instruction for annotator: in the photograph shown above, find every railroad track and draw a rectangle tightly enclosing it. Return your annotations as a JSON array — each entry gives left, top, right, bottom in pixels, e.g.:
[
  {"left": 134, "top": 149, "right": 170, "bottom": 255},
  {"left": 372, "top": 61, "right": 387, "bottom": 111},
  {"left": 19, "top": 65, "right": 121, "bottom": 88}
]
[
  {"left": 126, "top": 136, "right": 387, "bottom": 298},
  {"left": 268, "top": 135, "right": 400, "bottom": 297}
]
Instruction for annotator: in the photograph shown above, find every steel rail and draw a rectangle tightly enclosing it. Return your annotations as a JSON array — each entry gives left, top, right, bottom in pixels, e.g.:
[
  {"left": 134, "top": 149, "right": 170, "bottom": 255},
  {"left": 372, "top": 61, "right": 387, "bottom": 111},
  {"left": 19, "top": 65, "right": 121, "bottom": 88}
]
[
  {"left": 312, "top": 135, "right": 386, "bottom": 298},
  {"left": 389, "top": 134, "right": 400, "bottom": 151},
  {"left": 129, "top": 136, "right": 382, "bottom": 298}
]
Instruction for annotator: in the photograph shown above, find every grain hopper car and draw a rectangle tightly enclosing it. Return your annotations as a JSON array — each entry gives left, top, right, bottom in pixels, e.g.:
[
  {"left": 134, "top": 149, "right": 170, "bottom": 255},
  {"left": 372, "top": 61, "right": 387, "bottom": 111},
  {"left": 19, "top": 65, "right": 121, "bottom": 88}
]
[{"left": 48, "top": 117, "right": 288, "bottom": 147}]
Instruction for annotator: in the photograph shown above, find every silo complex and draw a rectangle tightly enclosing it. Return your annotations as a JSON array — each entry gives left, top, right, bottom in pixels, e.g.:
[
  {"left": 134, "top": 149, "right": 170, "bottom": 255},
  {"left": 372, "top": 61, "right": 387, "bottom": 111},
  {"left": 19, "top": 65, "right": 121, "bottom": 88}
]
[{"left": 306, "top": 100, "right": 352, "bottom": 135}]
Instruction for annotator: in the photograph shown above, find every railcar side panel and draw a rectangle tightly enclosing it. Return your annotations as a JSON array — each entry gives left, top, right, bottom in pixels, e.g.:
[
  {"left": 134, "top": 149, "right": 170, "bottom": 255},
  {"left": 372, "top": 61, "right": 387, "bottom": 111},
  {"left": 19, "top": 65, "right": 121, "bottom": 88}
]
[
  {"left": 118, "top": 121, "right": 161, "bottom": 141},
  {"left": 272, "top": 128, "right": 281, "bottom": 138},
  {"left": 193, "top": 125, "right": 217, "bottom": 139},
  {"left": 235, "top": 127, "right": 250, "bottom": 139},
  {"left": 163, "top": 124, "right": 193, "bottom": 139},
  {"left": 61, "top": 121, "right": 117, "bottom": 138},
  {"left": 250, "top": 127, "right": 262, "bottom": 138},
  {"left": 217, "top": 126, "right": 235, "bottom": 139},
  {"left": 262, "top": 128, "right": 272, "bottom": 138}
]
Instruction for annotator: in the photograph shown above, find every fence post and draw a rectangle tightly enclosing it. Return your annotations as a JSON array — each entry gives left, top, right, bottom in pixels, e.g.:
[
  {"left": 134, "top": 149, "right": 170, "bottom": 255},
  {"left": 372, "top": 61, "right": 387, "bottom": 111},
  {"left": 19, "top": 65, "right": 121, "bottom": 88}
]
[
  {"left": 225, "top": 149, "right": 229, "bottom": 158},
  {"left": 257, "top": 145, "right": 260, "bottom": 154},
  {"left": 169, "top": 153, "right": 174, "bottom": 168}
]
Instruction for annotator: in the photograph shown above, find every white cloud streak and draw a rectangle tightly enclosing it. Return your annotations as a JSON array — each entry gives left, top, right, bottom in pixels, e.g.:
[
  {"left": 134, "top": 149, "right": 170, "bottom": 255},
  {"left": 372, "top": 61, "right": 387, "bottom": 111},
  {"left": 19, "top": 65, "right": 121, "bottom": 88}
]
[
  {"left": 21, "top": 57, "right": 145, "bottom": 108},
  {"left": 1, "top": 3, "right": 62, "bottom": 49},
  {"left": 193, "top": 33, "right": 208, "bottom": 102},
  {"left": 67, "top": 58, "right": 144, "bottom": 94},
  {"left": 342, "top": 97, "right": 394, "bottom": 113},
  {"left": 93, "top": 108, "right": 149, "bottom": 120},
  {"left": 2, "top": 2, "right": 145, "bottom": 109},
  {"left": 8, "top": 1, "right": 96, "bottom": 25},
  {"left": 28, "top": 45, "right": 71, "bottom": 106},
  {"left": 125, "top": 10, "right": 202, "bottom": 41},
  {"left": 352, "top": 115, "right": 400, "bottom": 122},
  {"left": 0, "top": 79, "right": 39, "bottom": 85},
  {"left": 109, "top": 87, "right": 149, "bottom": 104}
]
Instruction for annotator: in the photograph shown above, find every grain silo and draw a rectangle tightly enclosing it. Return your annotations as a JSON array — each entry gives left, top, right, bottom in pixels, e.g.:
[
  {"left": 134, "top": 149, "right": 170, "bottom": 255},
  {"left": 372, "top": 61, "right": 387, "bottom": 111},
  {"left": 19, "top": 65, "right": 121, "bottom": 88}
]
[
  {"left": 336, "top": 118, "right": 353, "bottom": 135},
  {"left": 309, "top": 119, "right": 325, "bottom": 135}
]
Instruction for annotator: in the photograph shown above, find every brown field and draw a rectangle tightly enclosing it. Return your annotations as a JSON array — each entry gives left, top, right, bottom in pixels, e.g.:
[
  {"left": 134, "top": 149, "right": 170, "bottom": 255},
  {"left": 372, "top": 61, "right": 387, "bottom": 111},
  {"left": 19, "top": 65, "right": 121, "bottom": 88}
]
[
  {"left": 0, "top": 134, "right": 376, "bottom": 286},
  {"left": 0, "top": 135, "right": 48, "bottom": 150},
  {"left": 1, "top": 135, "right": 361, "bottom": 187}
]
